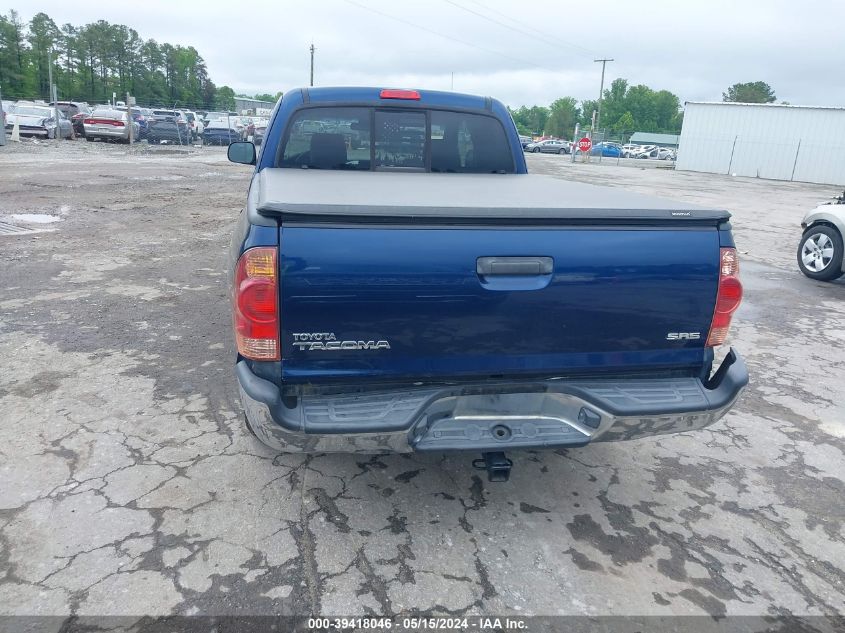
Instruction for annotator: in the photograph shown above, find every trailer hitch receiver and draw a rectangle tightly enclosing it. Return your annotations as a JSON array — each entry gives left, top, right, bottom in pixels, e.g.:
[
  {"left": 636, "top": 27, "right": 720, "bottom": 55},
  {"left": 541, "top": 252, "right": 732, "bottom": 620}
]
[{"left": 473, "top": 451, "right": 513, "bottom": 482}]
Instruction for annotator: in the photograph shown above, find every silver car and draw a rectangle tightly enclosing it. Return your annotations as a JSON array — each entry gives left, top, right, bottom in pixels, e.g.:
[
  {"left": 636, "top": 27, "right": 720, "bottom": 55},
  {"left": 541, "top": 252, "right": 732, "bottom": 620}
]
[
  {"left": 525, "top": 139, "right": 570, "bottom": 154},
  {"left": 82, "top": 108, "right": 139, "bottom": 143},
  {"left": 797, "top": 190, "right": 845, "bottom": 281},
  {"left": 635, "top": 145, "right": 675, "bottom": 160},
  {"left": 4, "top": 103, "right": 73, "bottom": 139}
]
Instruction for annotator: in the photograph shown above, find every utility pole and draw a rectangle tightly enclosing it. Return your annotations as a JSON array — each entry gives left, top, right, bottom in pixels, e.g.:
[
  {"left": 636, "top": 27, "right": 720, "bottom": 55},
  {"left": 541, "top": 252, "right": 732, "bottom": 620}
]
[
  {"left": 0, "top": 82, "right": 6, "bottom": 146},
  {"left": 48, "top": 48, "right": 59, "bottom": 143},
  {"left": 450, "top": 72, "right": 454, "bottom": 90},
  {"left": 309, "top": 43, "right": 315, "bottom": 87},
  {"left": 593, "top": 58, "right": 613, "bottom": 136}
]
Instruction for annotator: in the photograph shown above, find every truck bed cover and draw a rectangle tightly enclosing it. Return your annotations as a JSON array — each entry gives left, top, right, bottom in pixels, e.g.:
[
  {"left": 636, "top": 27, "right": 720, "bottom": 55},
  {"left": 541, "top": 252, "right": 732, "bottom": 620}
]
[{"left": 255, "top": 170, "right": 730, "bottom": 222}]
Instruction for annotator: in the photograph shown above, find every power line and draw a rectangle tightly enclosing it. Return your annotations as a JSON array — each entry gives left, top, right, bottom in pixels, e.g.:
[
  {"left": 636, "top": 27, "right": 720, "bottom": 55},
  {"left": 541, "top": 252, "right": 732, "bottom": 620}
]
[
  {"left": 472, "top": 1, "right": 627, "bottom": 87},
  {"left": 461, "top": 0, "right": 601, "bottom": 57},
  {"left": 342, "top": 0, "right": 558, "bottom": 73},
  {"left": 443, "top": 0, "right": 597, "bottom": 60}
]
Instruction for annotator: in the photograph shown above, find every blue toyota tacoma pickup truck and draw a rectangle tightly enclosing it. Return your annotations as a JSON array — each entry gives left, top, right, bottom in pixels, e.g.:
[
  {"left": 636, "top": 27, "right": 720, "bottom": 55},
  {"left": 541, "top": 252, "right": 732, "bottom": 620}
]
[{"left": 227, "top": 87, "right": 747, "bottom": 479}]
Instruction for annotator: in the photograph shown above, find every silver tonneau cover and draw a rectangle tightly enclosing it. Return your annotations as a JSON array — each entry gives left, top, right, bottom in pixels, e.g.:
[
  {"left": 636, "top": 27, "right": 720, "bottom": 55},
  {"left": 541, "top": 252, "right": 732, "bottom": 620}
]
[{"left": 255, "top": 169, "right": 730, "bottom": 222}]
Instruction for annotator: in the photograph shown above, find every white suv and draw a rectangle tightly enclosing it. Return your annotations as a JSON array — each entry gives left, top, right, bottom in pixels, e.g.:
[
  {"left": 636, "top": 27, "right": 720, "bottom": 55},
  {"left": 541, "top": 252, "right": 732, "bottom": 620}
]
[{"left": 181, "top": 110, "right": 204, "bottom": 140}]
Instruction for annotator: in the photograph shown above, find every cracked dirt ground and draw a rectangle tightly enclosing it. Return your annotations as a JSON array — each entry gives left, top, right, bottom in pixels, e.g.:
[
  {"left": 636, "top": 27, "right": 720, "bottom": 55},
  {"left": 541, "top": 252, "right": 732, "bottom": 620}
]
[{"left": 0, "top": 143, "right": 843, "bottom": 618}]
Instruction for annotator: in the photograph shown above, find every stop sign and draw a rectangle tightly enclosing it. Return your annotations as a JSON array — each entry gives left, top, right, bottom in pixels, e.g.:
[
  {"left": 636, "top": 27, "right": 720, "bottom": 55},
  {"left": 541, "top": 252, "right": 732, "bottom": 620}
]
[{"left": 578, "top": 137, "right": 592, "bottom": 153}]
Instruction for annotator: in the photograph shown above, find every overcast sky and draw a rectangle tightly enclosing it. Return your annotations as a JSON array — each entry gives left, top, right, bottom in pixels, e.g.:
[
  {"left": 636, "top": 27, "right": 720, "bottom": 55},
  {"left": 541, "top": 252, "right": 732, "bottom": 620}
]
[{"left": 9, "top": 0, "right": 845, "bottom": 108}]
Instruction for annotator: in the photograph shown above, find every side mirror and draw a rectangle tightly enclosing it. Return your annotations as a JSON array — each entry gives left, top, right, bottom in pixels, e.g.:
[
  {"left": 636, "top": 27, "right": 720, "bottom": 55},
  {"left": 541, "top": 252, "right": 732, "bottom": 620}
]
[{"left": 228, "top": 141, "right": 256, "bottom": 165}]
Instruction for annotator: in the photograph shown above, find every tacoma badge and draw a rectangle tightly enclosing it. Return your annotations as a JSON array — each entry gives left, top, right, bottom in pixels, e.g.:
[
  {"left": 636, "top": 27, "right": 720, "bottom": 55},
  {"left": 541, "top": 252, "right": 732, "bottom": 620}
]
[{"left": 292, "top": 332, "right": 391, "bottom": 351}]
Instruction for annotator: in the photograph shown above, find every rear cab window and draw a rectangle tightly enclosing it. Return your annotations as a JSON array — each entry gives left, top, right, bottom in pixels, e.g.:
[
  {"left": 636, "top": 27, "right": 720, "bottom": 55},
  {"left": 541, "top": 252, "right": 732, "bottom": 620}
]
[
  {"left": 375, "top": 110, "right": 425, "bottom": 170},
  {"left": 278, "top": 106, "right": 514, "bottom": 173},
  {"left": 282, "top": 108, "right": 371, "bottom": 170}
]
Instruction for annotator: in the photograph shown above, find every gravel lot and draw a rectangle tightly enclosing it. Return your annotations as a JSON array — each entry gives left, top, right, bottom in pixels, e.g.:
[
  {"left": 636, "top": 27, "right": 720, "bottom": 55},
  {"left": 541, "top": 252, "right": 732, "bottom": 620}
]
[{"left": 0, "top": 141, "right": 843, "bottom": 621}]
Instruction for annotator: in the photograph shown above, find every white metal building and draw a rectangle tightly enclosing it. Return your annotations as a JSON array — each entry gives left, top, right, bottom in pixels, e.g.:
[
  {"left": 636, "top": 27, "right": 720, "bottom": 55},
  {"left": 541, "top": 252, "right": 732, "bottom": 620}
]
[
  {"left": 676, "top": 102, "right": 845, "bottom": 186},
  {"left": 234, "top": 96, "right": 275, "bottom": 115}
]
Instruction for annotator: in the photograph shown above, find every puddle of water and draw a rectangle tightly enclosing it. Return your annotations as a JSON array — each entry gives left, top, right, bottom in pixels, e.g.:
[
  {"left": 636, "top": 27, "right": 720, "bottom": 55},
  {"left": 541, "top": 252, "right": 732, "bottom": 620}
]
[
  {"left": 0, "top": 220, "right": 52, "bottom": 236},
  {"left": 10, "top": 214, "right": 63, "bottom": 224}
]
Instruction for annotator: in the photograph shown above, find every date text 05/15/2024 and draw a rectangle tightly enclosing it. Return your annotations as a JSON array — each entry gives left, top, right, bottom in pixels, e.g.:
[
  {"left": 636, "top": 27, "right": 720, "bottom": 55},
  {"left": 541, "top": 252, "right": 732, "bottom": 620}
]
[{"left": 306, "top": 617, "right": 528, "bottom": 630}]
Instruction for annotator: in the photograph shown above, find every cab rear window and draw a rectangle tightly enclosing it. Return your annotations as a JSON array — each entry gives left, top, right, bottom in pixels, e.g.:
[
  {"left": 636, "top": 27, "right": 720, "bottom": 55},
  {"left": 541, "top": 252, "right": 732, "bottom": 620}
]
[
  {"left": 279, "top": 106, "right": 514, "bottom": 173},
  {"left": 375, "top": 110, "right": 425, "bottom": 169},
  {"left": 281, "top": 107, "right": 371, "bottom": 171}
]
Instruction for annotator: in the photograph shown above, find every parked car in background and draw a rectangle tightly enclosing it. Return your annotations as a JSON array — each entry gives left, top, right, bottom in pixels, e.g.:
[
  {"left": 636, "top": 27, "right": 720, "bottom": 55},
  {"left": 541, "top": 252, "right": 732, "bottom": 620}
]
[
  {"left": 588, "top": 142, "right": 623, "bottom": 158},
  {"left": 202, "top": 111, "right": 230, "bottom": 126},
  {"left": 633, "top": 145, "right": 675, "bottom": 160},
  {"left": 51, "top": 101, "right": 91, "bottom": 138},
  {"left": 797, "top": 190, "right": 845, "bottom": 281},
  {"left": 635, "top": 146, "right": 675, "bottom": 160},
  {"left": 181, "top": 110, "right": 204, "bottom": 141},
  {"left": 632, "top": 144, "right": 656, "bottom": 157},
  {"left": 240, "top": 117, "right": 256, "bottom": 141},
  {"left": 115, "top": 106, "right": 150, "bottom": 140},
  {"left": 525, "top": 139, "right": 570, "bottom": 154},
  {"left": 622, "top": 143, "right": 642, "bottom": 157},
  {"left": 4, "top": 102, "right": 73, "bottom": 139},
  {"left": 253, "top": 118, "right": 269, "bottom": 145},
  {"left": 82, "top": 108, "right": 139, "bottom": 143},
  {"left": 203, "top": 118, "right": 241, "bottom": 145},
  {"left": 518, "top": 135, "right": 532, "bottom": 149},
  {"left": 70, "top": 112, "right": 87, "bottom": 137},
  {"left": 146, "top": 109, "right": 190, "bottom": 144},
  {"left": 139, "top": 108, "right": 154, "bottom": 139},
  {"left": 228, "top": 116, "right": 248, "bottom": 140}
]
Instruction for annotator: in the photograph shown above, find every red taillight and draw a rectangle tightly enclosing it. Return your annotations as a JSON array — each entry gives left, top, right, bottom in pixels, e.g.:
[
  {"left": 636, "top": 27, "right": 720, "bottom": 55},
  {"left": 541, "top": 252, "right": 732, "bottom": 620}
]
[
  {"left": 380, "top": 88, "right": 421, "bottom": 100},
  {"left": 85, "top": 118, "right": 124, "bottom": 126},
  {"left": 706, "top": 248, "right": 743, "bottom": 347},
  {"left": 232, "top": 247, "right": 279, "bottom": 360}
]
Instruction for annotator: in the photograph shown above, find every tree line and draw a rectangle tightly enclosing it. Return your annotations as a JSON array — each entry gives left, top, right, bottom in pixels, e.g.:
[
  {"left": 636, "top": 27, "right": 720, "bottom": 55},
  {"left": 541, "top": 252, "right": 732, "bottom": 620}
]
[
  {"left": 509, "top": 78, "right": 684, "bottom": 140},
  {"left": 510, "top": 79, "right": 778, "bottom": 140},
  {"left": 2, "top": 13, "right": 778, "bottom": 123},
  {"left": 0, "top": 10, "right": 237, "bottom": 110}
]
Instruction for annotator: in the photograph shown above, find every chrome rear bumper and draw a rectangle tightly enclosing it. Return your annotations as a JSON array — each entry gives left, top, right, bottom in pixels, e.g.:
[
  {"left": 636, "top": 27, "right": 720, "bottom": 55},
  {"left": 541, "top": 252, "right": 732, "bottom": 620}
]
[
  {"left": 83, "top": 127, "right": 128, "bottom": 139},
  {"left": 237, "top": 350, "right": 748, "bottom": 454}
]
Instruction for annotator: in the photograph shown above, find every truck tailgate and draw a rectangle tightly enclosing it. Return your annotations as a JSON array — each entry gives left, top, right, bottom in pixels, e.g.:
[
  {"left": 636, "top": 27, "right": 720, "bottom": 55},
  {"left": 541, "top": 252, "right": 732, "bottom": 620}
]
[
  {"left": 278, "top": 224, "right": 720, "bottom": 383},
  {"left": 254, "top": 170, "right": 727, "bottom": 383}
]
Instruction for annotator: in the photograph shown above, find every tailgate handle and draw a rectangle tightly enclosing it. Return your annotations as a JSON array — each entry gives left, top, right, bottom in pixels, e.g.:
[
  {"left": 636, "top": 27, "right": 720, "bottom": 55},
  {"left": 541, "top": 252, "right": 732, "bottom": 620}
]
[{"left": 477, "top": 256, "right": 553, "bottom": 276}]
